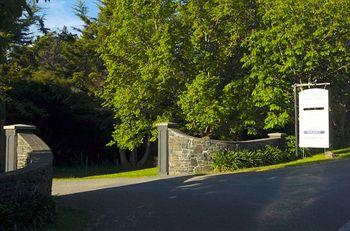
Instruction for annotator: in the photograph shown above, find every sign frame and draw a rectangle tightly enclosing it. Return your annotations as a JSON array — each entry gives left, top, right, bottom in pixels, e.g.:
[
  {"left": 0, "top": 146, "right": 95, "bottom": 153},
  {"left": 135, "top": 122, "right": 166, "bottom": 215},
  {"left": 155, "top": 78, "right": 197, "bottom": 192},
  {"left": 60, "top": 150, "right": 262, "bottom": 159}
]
[{"left": 293, "top": 82, "right": 330, "bottom": 158}]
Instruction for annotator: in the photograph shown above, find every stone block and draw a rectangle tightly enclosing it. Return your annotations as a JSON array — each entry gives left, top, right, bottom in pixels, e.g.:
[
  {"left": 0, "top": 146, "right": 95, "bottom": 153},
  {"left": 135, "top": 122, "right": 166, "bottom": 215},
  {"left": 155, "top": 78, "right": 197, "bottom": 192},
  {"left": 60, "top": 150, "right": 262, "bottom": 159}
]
[{"left": 325, "top": 151, "right": 336, "bottom": 158}]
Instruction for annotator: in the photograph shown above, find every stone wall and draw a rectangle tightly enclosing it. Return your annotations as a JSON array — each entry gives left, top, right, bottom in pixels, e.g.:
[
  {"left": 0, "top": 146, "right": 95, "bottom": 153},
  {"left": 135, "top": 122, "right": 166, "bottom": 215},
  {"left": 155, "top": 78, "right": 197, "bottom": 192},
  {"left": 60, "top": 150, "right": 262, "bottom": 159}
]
[
  {"left": 0, "top": 131, "right": 53, "bottom": 202},
  {"left": 165, "top": 126, "right": 285, "bottom": 175}
]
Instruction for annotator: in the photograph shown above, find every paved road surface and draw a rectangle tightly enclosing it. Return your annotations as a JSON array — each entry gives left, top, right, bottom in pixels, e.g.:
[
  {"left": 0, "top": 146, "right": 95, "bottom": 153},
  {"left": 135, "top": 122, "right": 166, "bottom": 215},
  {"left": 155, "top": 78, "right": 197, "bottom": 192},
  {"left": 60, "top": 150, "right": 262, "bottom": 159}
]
[{"left": 53, "top": 158, "right": 350, "bottom": 231}]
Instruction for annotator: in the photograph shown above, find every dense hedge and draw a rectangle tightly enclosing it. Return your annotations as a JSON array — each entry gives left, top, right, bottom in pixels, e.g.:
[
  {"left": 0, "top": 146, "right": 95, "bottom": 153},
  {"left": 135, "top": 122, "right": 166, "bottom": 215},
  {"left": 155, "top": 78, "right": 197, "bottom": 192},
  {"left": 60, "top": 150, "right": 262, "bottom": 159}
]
[
  {"left": 0, "top": 195, "right": 55, "bottom": 231},
  {"left": 211, "top": 136, "right": 310, "bottom": 172}
]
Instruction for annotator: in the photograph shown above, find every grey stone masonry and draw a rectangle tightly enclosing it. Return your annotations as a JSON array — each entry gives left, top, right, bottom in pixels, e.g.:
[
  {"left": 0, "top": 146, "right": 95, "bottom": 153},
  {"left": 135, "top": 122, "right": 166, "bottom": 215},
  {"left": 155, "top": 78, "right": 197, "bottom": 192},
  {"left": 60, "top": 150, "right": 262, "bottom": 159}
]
[
  {"left": 0, "top": 124, "right": 53, "bottom": 202},
  {"left": 4, "top": 124, "right": 36, "bottom": 171},
  {"left": 17, "top": 133, "right": 51, "bottom": 169},
  {"left": 159, "top": 123, "right": 286, "bottom": 175}
]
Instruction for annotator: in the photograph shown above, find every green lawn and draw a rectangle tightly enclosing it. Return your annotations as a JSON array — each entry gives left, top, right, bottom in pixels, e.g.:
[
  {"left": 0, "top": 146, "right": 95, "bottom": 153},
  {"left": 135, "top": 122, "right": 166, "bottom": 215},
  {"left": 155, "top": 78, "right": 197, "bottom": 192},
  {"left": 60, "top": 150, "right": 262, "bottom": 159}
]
[
  {"left": 46, "top": 207, "right": 90, "bottom": 231},
  {"left": 223, "top": 147, "right": 350, "bottom": 174},
  {"left": 53, "top": 166, "right": 158, "bottom": 180}
]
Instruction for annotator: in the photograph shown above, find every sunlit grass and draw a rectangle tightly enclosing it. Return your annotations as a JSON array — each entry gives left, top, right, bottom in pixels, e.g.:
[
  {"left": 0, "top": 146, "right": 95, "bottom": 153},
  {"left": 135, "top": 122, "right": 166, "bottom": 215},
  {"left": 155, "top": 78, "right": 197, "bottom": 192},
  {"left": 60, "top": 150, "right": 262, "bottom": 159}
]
[
  {"left": 82, "top": 167, "right": 158, "bottom": 179},
  {"left": 53, "top": 167, "right": 158, "bottom": 180}
]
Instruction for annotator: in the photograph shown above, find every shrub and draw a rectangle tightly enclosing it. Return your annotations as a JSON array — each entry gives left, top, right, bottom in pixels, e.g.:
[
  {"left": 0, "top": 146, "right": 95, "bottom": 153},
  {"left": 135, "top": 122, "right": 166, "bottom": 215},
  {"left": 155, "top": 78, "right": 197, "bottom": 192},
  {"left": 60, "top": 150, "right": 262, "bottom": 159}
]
[
  {"left": 284, "top": 135, "right": 310, "bottom": 159},
  {"left": 0, "top": 195, "right": 55, "bottom": 231},
  {"left": 211, "top": 141, "right": 309, "bottom": 172}
]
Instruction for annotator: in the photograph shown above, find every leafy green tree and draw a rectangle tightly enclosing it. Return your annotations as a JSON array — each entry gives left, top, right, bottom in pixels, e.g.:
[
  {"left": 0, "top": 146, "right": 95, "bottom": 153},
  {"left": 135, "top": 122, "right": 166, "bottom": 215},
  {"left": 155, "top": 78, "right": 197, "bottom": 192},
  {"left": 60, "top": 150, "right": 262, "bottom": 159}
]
[
  {"left": 178, "top": 0, "right": 258, "bottom": 138},
  {"left": 242, "top": 0, "right": 350, "bottom": 145},
  {"left": 97, "top": 0, "right": 184, "bottom": 166}
]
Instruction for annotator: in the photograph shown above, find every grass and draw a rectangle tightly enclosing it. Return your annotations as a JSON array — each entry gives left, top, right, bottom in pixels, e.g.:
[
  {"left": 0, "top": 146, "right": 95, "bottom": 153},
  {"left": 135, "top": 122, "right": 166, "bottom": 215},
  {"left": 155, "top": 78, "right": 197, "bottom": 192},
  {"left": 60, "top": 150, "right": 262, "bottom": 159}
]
[
  {"left": 53, "top": 166, "right": 158, "bottom": 180},
  {"left": 220, "top": 147, "right": 350, "bottom": 174},
  {"left": 46, "top": 206, "right": 90, "bottom": 231}
]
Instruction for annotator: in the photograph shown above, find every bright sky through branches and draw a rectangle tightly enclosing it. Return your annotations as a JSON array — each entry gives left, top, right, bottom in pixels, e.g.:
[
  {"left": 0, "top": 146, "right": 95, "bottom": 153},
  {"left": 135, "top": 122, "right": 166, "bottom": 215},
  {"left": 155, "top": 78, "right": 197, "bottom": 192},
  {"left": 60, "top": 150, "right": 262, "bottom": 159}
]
[{"left": 36, "top": 0, "right": 99, "bottom": 33}]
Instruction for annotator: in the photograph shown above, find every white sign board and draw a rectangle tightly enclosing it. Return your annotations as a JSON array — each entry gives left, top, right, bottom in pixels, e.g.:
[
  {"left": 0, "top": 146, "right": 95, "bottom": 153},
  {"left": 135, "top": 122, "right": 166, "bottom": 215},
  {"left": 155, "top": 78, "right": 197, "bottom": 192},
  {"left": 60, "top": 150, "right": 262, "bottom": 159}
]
[{"left": 299, "top": 88, "right": 329, "bottom": 148}]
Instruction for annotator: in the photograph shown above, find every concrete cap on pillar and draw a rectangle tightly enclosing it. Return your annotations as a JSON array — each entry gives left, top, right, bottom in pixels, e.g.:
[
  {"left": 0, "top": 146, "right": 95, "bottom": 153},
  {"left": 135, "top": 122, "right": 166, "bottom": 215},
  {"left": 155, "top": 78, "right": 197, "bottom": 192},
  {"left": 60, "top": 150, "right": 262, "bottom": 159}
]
[
  {"left": 156, "top": 122, "right": 178, "bottom": 129},
  {"left": 268, "top": 133, "right": 287, "bottom": 139},
  {"left": 3, "top": 124, "right": 36, "bottom": 130}
]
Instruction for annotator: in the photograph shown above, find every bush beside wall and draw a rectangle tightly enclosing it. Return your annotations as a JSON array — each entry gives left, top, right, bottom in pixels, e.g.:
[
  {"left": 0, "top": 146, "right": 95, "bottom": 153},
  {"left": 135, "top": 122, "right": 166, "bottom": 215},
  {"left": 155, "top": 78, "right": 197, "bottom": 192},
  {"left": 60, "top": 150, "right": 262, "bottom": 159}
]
[{"left": 211, "top": 136, "right": 310, "bottom": 172}]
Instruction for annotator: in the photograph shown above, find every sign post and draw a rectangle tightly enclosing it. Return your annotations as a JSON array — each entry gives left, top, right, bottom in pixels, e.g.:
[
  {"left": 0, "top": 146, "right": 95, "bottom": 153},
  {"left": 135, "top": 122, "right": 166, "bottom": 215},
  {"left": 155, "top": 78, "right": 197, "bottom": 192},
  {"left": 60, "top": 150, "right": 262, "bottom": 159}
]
[{"left": 293, "top": 83, "right": 330, "bottom": 157}]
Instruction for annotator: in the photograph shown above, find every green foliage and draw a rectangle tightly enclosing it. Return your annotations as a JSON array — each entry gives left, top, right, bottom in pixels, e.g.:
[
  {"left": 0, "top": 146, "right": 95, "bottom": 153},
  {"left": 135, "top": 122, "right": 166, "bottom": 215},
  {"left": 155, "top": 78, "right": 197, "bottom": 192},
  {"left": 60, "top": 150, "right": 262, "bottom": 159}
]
[
  {"left": 1, "top": 27, "right": 113, "bottom": 165},
  {"left": 211, "top": 144, "right": 300, "bottom": 172},
  {"left": 179, "top": 73, "right": 226, "bottom": 136},
  {"left": 97, "top": 0, "right": 183, "bottom": 150},
  {"left": 242, "top": 0, "right": 350, "bottom": 140},
  {"left": 97, "top": 0, "right": 259, "bottom": 149},
  {"left": 0, "top": 195, "right": 55, "bottom": 231},
  {"left": 0, "top": 0, "right": 48, "bottom": 63},
  {"left": 0, "top": 0, "right": 46, "bottom": 100},
  {"left": 3, "top": 0, "right": 350, "bottom": 167},
  {"left": 6, "top": 77, "right": 113, "bottom": 165},
  {"left": 284, "top": 135, "right": 311, "bottom": 158},
  {"left": 177, "top": 0, "right": 258, "bottom": 138},
  {"left": 0, "top": 0, "right": 29, "bottom": 63}
]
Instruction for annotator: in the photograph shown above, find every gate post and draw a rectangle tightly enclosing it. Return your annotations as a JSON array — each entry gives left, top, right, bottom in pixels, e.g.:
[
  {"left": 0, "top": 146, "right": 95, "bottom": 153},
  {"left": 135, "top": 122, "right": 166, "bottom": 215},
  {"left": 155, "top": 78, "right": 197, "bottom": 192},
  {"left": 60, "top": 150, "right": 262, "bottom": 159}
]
[
  {"left": 157, "top": 122, "right": 177, "bottom": 175},
  {"left": 3, "top": 124, "right": 36, "bottom": 172}
]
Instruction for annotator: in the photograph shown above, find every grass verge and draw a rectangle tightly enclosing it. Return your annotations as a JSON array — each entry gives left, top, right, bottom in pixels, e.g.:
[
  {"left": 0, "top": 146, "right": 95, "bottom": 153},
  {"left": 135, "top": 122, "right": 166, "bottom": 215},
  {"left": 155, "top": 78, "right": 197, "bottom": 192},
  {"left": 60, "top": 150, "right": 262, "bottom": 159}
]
[
  {"left": 219, "top": 147, "right": 350, "bottom": 174},
  {"left": 53, "top": 166, "right": 158, "bottom": 180},
  {"left": 46, "top": 206, "right": 90, "bottom": 231}
]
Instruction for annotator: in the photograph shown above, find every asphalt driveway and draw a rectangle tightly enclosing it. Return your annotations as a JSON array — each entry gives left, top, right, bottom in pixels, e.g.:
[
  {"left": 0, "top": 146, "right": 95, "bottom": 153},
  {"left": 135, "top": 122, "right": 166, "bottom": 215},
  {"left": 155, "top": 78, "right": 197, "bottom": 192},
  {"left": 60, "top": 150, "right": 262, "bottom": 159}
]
[{"left": 53, "top": 158, "right": 350, "bottom": 231}]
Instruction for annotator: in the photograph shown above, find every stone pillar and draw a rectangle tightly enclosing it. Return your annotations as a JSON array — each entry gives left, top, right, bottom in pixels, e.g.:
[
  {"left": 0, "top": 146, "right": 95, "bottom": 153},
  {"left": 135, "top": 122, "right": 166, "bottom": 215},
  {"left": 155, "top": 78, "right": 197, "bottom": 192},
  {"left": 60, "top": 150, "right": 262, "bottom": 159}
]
[
  {"left": 157, "top": 122, "right": 177, "bottom": 175},
  {"left": 3, "top": 124, "right": 36, "bottom": 172}
]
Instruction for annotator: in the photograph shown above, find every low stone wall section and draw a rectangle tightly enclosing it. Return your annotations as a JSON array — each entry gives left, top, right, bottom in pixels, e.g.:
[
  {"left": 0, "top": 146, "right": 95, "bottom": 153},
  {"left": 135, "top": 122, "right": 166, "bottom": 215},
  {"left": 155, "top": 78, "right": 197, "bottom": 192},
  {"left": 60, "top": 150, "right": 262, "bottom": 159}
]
[
  {"left": 0, "top": 132, "right": 53, "bottom": 203},
  {"left": 168, "top": 128, "right": 285, "bottom": 175}
]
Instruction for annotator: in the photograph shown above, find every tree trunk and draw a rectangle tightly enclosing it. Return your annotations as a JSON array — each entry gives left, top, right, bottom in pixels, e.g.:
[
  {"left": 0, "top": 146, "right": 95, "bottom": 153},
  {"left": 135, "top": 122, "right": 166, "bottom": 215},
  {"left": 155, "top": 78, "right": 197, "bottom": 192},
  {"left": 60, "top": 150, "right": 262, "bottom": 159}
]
[
  {"left": 130, "top": 149, "right": 137, "bottom": 166},
  {"left": 119, "top": 149, "right": 130, "bottom": 168},
  {"left": 339, "top": 111, "right": 347, "bottom": 146},
  {"left": 137, "top": 135, "right": 151, "bottom": 167}
]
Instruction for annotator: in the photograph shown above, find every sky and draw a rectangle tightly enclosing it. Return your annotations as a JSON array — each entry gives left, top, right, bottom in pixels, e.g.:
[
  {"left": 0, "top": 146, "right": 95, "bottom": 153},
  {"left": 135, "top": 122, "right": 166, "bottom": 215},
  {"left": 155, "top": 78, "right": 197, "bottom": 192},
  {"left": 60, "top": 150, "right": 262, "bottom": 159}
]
[{"left": 36, "top": 0, "right": 100, "bottom": 33}]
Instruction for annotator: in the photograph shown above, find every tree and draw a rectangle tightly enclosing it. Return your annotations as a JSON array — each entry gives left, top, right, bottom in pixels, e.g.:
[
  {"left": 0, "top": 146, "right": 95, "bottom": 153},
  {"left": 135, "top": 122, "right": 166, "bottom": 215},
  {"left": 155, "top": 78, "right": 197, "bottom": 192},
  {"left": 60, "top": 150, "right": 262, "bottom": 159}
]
[
  {"left": 0, "top": 0, "right": 49, "bottom": 63},
  {"left": 1, "top": 23, "right": 113, "bottom": 165},
  {"left": 97, "top": 0, "right": 184, "bottom": 166},
  {"left": 242, "top": 0, "right": 350, "bottom": 145},
  {"left": 0, "top": 0, "right": 49, "bottom": 169},
  {"left": 178, "top": 0, "right": 259, "bottom": 139},
  {"left": 97, "top": 0, "right": 263, "bottom": 166},
  {"left": 72, "top": 0, "right": 106, "bottom": 95}
]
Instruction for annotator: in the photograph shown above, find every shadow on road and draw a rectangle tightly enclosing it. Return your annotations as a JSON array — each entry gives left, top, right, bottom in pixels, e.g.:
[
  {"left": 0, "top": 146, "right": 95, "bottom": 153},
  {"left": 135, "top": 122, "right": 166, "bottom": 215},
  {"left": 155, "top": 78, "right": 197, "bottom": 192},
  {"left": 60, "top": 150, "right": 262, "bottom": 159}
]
[{"left": 56, "top": 158, "right": 350, "bottom": 231}]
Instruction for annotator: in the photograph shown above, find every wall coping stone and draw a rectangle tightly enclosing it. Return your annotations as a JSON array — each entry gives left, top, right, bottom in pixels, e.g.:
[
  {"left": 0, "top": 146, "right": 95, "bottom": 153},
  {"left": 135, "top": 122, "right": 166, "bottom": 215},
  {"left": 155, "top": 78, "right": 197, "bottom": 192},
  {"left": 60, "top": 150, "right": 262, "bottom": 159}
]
[
  {"left": 156, "top": 122, "right": 178, "bottom": 128},
  {"left": 268, "top": 133, "right": 287, "bottom": 139},
  {"left": 18, "top": 133, "right": 50, "bottom": 153},
  {"left": 4, "top": 124, "right": 36, "bottom": 130},
  {"left": 169, "top": 128, "right": 282, "bottom": 144}
]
